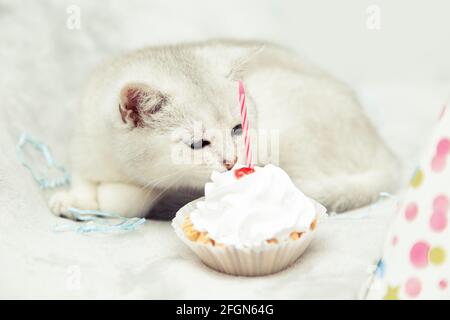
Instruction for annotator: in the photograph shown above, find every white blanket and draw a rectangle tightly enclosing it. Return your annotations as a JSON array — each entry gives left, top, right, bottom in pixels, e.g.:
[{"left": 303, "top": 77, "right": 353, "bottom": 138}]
[{"left": 1, "top": 0, "right": 448, "bottom": 299}]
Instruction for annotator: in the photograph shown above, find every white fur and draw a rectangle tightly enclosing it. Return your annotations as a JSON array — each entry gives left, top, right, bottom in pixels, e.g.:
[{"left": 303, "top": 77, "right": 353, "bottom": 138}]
[{"left": 49, "top": 39, "right": 399, "bottom": 218}]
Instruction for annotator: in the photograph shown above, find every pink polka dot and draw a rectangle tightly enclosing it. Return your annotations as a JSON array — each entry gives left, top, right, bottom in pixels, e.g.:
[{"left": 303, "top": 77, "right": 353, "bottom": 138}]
[
  {"left": 430, "top": 212, "right": 447, "bottom": 232},
  {"left": 404, "top": 203, "right": 418, "bottom": 221},
  {"left": 430, "top": 195, "right": 448, "bottom": 232},
  {"left": 439, "top": 279, "right": 447, "bottom": 289},
  {"left": 391, "top": 235, "right": 398, "bottom": 246},
  {"left": 431, "top": 155, "right": 446, "bottom": 172},
  {"left": 433, "top": 195, "right": 449, "bottom": 214},
  {"left": 436, "top": 138, "right": 450, "bottom": 157},
  {"left": 410, "top": 241, "right": 430, "bottom": 268},
  {"left": 438, "top": 106, "right": 447, "bottom": 120},
  {"left": 405, "top": 277, "right": 422, "bottom": 298}
]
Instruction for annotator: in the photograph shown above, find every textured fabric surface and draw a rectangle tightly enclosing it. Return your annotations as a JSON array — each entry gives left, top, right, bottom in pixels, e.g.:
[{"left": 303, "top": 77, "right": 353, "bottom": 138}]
[{"left": 1, "top": 0, "right": 449, "bottom": 299}]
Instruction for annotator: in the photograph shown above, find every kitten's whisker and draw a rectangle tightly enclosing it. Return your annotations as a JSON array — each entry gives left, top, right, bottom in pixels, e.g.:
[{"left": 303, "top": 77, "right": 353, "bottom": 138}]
[
  {"left": 127, "top": 170, "right": 186, "bottom": 215},
  {"left": 149, "top": 172, "right": 188, "bottom": 205},
  {"left": 135, "top": 171, "right": 188, "bottom": 216},
  {"left": 141, "top": 169, "right": 186, "bottom": 190}
]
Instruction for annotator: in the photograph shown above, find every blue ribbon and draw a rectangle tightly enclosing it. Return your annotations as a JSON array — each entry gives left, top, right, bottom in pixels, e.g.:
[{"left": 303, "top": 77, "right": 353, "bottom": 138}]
[
  {"left": 16, "top": 132, "right": 71, "bottom": 189},
  {"left": 17, "top": 132, "right": 146, "bottom": 233},
  {"left": 53, "top": 208, "right": 146, "bottom": 233}
]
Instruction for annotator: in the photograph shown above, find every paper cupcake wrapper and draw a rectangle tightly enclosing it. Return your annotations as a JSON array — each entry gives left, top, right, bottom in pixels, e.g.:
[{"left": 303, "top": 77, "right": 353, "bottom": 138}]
[{"left": 172, "top": 198, "right": 325, "bottom": 276}]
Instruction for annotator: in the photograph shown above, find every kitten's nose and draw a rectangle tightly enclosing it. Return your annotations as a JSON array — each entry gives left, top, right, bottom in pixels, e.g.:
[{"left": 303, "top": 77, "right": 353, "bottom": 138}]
[{"left": 223, "top": 157, "right": 237, "bottom": 170}]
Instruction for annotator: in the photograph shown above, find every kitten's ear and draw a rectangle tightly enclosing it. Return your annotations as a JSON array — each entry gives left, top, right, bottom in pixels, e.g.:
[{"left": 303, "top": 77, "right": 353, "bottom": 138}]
[
  {"left": 119, "top": 83, "right": 167, "bottom": 128},
  {"left": 227, "top": 44, "right": 266, "bottom": 80},
  {"left": 199, "top": 42, "right": 266, "bottom": 79}
]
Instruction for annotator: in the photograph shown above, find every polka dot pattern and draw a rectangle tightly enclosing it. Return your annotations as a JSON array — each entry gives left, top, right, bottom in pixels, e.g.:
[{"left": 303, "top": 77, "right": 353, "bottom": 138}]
[
  {"left": 368, "top": 108, "right": 449, "bottom": 300},
  {"left": 391, "top": 235, "right": 398, "bottom": 246},
  {"left": 429, "top": 247, "right": 445, "bottom": 265},
  {"left": 430, "top": 195, "right": 448, "bottom": 232},
  {"left": 404, "top": 203, "right": 418, "bottom": 221},
  {"left": 410, "top": 168, "right": 424, "bottom": 188},
  {"left": 405, "top": 277, "right": 421, "bottom": 298},
  {"left": 410, "top": 241, "right": 430, "bottom": 268},
  {"left": 431, "top": 138, "right": 450, "bottom": 172}
]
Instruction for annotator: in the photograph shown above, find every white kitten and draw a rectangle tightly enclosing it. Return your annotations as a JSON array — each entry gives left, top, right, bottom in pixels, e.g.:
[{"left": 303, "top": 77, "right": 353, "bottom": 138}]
[{"left": 49, "top": 39, "right": 399, "bottom": 219}]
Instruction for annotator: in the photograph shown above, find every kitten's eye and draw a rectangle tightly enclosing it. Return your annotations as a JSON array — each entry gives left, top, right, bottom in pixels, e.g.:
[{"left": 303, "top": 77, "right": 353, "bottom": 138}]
[
  {"left": 190, "top": 139, "right": 211, "bottom": 150},
  {"left": 231, "top": 124, "right": 242, "bottom": 136}
]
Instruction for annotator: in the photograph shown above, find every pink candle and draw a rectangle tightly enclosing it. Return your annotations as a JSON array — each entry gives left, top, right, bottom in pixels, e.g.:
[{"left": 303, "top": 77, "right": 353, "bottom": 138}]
[{"left": 238, "top": 80, "right": 253, "bottom": 168}]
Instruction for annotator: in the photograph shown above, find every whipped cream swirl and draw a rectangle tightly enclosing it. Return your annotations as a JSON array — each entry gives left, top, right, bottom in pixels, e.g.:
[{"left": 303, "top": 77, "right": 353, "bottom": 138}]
[{"left": 190, "top": 164, "right": 322, "bottom": 247}]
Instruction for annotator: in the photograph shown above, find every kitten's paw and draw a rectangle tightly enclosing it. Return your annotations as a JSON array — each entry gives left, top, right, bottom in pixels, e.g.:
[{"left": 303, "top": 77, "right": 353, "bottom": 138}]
[
  {"left": 49, "top": 192, "right": 75, "bottom": 219},
  {"left": 48, "top": 192, "right": 99, "bottom": 220}
]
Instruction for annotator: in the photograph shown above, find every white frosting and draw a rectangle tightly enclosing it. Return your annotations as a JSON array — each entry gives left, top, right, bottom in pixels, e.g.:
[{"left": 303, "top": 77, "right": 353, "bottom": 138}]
[{"left": 190, "top": 164, "right": 321, "bottom": 247}]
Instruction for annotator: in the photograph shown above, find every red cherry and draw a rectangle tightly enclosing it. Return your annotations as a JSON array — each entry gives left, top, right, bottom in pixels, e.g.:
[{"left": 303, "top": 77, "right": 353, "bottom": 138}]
[{"left": 234, "top": 167, "right": 255, "bottom": 179}]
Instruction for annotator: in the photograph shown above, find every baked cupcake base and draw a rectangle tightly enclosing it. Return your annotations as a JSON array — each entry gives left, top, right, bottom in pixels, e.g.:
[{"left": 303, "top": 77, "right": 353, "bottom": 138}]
[
  {"left": 182, "top": 215, "right": 316, "bottom": 245},
  {"left": 172, "top": 198, "right": 325, "bottom": 276}
]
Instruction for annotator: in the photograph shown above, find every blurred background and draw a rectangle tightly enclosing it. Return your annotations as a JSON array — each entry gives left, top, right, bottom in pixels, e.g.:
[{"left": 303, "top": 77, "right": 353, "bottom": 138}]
[{"left": 2, "top": 0, "right": 450, "bottom": 86}]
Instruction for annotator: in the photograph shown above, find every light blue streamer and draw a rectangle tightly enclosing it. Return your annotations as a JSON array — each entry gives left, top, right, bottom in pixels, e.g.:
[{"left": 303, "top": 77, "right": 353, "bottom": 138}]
[
  {"left": 68, "top": 207, "right": 124, "bottom": 221},
  {"left": 374, "top": 259, "right": 385, "bottom": 279},
  {"left": 17, "top": 132, "right": 146, "bottom": 233},
  {"left": 53, "top": 208, "right": 146, "bottom": 233},
  {"left": 16, "top": 132, "right": 71, "bottom": 189}
]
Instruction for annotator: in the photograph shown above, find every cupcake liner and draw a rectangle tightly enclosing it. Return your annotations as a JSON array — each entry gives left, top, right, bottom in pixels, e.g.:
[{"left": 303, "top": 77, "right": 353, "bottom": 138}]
[{"left": 172, "top": 198, "right": 325, "bottom": 276}]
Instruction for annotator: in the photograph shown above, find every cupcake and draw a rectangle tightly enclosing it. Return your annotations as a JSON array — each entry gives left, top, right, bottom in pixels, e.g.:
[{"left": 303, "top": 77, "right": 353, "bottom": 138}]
[{"left": 172, "top": 164, "right": 326, "bottom": 276}]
